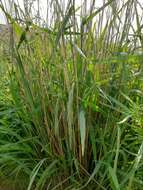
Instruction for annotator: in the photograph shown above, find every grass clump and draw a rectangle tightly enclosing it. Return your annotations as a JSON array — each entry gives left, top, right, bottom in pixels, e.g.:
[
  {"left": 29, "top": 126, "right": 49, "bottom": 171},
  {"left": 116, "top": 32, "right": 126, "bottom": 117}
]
[{"left": 0, "top": 0, "right": 143, "bottom": 189}]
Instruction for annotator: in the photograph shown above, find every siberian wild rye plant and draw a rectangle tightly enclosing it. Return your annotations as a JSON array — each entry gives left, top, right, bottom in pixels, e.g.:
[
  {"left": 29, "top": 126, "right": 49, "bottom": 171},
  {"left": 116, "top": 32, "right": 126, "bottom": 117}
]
[{"left": 0, "top": 0, "right": 143, "bottom": 189}]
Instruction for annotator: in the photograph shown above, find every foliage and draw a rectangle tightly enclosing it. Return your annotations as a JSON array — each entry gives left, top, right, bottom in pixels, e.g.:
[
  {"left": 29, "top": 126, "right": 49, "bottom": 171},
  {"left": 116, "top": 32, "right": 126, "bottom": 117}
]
[{"left": 0, "top": 0, "right": 143, "bottom": 189}]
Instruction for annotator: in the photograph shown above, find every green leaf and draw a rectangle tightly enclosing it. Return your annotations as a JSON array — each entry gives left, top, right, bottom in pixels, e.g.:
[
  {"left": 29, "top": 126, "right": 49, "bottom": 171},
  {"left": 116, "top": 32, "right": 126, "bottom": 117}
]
[
  {"left": 79, "top": 108, "right": 86, "bottom": 156},
  {"left": 55, "top": 5, "right": 74, "bottom": 46},
  {"left": 82, "top": 0, "right": 114, "bottom": 25},
  {"left": 67, "top": 83, "right": 75, "bottom": 150},
  {"left": 35, "top": 160, "right": 58, "bottom": 190},
  {"left": 27, "top": 159, "right": 47, "bottom": 190},
  {"left": 108, "top": 166, "right": 120, "bottom": 190}
]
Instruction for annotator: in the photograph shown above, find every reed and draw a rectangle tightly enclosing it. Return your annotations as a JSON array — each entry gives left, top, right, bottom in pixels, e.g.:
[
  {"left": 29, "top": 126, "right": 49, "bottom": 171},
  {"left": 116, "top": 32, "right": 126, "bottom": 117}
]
[{"left": 0, "top": 0, "right": 143, "bottom": 189}]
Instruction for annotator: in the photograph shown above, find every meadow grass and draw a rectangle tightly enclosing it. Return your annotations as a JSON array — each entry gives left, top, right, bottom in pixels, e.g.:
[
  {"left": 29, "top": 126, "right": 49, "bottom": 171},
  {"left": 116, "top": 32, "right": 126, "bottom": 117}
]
[{"left": 0, "top": 0, "right": 143, "bottom": 189}]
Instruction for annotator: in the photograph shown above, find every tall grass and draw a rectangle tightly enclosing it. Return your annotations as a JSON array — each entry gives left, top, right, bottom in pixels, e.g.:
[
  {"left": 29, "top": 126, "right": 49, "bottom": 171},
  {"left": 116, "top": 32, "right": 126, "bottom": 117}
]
[{"left": 0, "top": 0, "right": 143, "bottom": 189}]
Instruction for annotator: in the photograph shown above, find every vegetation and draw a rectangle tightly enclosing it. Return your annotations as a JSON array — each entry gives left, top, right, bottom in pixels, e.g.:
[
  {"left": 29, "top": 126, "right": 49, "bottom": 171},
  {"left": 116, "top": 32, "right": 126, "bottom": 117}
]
[{"left": 0, "top": 0, "right": 143, "bottom": 189}]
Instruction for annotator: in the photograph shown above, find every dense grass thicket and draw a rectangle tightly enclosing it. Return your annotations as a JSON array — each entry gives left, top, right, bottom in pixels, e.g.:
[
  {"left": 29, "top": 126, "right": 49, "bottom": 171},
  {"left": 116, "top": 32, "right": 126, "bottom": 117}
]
[{"left": 0, "top": 0, "right": 143, "bottom": 189}]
